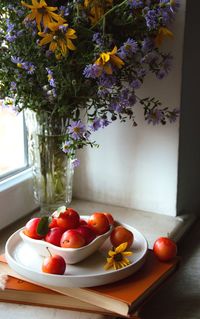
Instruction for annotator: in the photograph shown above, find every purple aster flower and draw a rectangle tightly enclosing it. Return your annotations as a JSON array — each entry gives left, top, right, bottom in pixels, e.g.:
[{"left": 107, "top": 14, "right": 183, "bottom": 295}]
[
  {"left": 130, "top": 79, "right": 142, "bottom": 89},
  {"left": 159, "top": 0, "right": 180, "bottom": 14},
  {"left": 59, "top": 24, "right": 68, "bottom": 33},
  {"left": 26, "top": 63, "right": 36, "bottom": 74},
  {"left": 141, "top": 51, "right": 159, "bottom": 64},
  {"left": 129, "top": 0, "right": 143, "bottom": 9},
  {"left": 45, "top": 50, "right": 53, "bottom": 57},
  {"left": 136, "top": 68, "right": 147, "bottom": 78},
  {"left": 129, "top": 93, "right": 136, "bottom": 106},
  {"left": 59, "top": 6, "right": 70, "bottom": 17},
  {"left": 68, "top": 120, "right": 86, "bottom": 140},
  {"left": 101, "top": 118, "right": 111, "bottom": 128},
  {"left": 83, "top": 64, "right": 101, "bottom": 79},
  {"left": 142, "top": 37, "right": 154, "bottom": 53},
  {"left": 92, "top": 32, "right": 103, "bottom": 47},
  {"left": 118, "top": 38, "right": 138, "bottom": 60},
  {"left": 156, "top": 69, "right": 166, "bottom": 79},
  {"left": 144, "top": 8, "right": 159, "bottom": 30},
  {"left": 62, "top": 141, "right": 71, "bottom": 154},
  {"left": 11, "top": 56, "right": 24, "bottom": 66},
  {"left": 146, "top": 109, "right": 164, "bottom": 125},
  {"left": 10, "top": 81, "right": 17, "bottom": 90},
  {"left": 5, "top": 34, "right": 17, "bottom": 42},
  {"left": 97, "top": 74, "right": 116, "bottom": 98},
  {"left": 46, "top": 68, "right": 56, "bottom": 87},
  {"left": 118, "top": 88, "right": 136, "bottom": 108},
  {"left": 156, "top": 55, "right": 172, "bottom": 79},
  {"left": 16, "top": 8, "right": 25, "bottom": 17},
  {"left": 157, "top": 7, "right": 171, "bottom": 25},
  {"left": 110, "top": 102, "right": 123, "bottom": 113},
  {"left": 89, "top": 118, "right": 102, "bottom": 132},
  {"left": 6, "top": 19, "right": 15, "bottom": 32},
  {"left": 168, "top": 108, "right": 179, "bottom": 123},
  {"left": 16, "top": 30, "right": 24, "bottom": 37},
  {"left": 71, "top": 158, "right": 80, "bottom": 168},
  {"left": 98, "top": 74, "right": 116, "bottom": 87},
  {"left": 24, "top": 19, "right": 37, "bottom": 35}
]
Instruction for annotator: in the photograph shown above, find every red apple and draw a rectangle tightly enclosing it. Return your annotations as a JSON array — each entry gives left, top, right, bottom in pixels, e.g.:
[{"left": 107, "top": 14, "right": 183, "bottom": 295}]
[
  {"left": 24, "top": 217, "right": 43, "bottom": 239},
  {"left": 103, "top": 212, "right": 115, "bottom": 226},
  {"left": 42, "top": 254, "right": 66, "bottom": 275},
  {"left": 76, "top": 225, "right": 96, "bottom": 244},
  {"left": 57, "top": 208, "right": 80, "bottom": 230},
  {"left": 45, "top": 227, "right": 64, "bottom": 246},
  {"left": 79, "top": 218, "right": 88, "bottom": 226},
  {"left": 87, "top": 212, "right": 110, "bottom": 235},
  {"left": 48, "top": 217, "right": 58, "bottom": 228},
  {"left": 60, "top": 229, "right": 86, "bottom": 248}
]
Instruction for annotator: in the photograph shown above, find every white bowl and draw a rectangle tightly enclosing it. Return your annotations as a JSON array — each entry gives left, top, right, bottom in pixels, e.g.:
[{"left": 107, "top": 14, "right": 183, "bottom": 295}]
[{"left": 19, "top": 217, "right": 113, "bottom": 264}]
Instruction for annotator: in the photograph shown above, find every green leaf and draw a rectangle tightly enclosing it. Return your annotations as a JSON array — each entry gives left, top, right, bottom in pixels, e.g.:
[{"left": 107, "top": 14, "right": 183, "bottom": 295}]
[{"left": 37, "top": 216, "right": 50, "bottom": 236}]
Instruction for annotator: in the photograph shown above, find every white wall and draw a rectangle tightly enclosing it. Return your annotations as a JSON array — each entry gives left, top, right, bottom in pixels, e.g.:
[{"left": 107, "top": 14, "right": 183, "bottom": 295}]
[{"left": 74, "top": 2, "right": 186, "bottom": 217}]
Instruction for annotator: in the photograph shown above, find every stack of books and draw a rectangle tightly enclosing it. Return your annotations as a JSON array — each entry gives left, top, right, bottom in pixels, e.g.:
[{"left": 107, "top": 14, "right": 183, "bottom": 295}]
[{"left": 0, "top": 251, "right": 179, "bottom": 318}]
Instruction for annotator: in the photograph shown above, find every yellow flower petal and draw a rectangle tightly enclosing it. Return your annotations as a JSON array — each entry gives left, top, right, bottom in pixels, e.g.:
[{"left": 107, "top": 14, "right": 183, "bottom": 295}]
[
  {"left": 59, "top": 39, "right": 67, "bottom": 56},
  {"left": 50, "top": 12, "right": 65, "bottom": 23},
  {"left": 46, "top": 6, "right": 58, "bottom": 12},
  {"left": 110, "top": 46, "right": 118, "bottom": 55},
  {"left": 106, "top": 257, "right": 113, "bottom": 263},
  {"left": 123, "top": 257, "right": 131, "bottom": 264},
  {"left": 40, "top": 0, "right": 47, "bottom": 7},
  {"left": 67, "top": 28, "right": 76, "bottom": 37},
  {"left": 43, "top": 13, "right": 51, "bottom": 28},
  {"left": 110, "top": 55, "right": 125, "bottom": 68},
  {"left": 115, "top": 242, "right": 128, "bottom": 253},
  {"left": 108, "top": 250, "right": 116, "bottom": 257},
  {"left": 155, "top": 27, "right": 173, "bottom": 46},
  {"left": 122, "top": 251, "right": 133, "bottom": 256},
  {"left": 33, "top": 0, "right": 41, "bottom": 7},
  {"left": 25, "top": 12, "right": 36, "bottom": 21},
  {"left": 49, "top": 41, "right": 57, "bottom": 52},
  {"left": 39, "top": 34, "right": 53, "bottom": 46},
  {"left": 67, "top": 39, "right": 76, "bottom": 51}
]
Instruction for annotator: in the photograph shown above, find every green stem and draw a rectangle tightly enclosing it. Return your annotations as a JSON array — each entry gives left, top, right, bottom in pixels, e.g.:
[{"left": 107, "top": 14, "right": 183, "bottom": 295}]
[{"left": 90, "top": 0, "right": 128, "bottom": 30}]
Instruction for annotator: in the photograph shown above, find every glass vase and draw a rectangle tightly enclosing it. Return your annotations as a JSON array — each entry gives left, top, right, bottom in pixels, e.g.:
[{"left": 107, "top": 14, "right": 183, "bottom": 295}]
[{"left": 25, "top": 111, "right": 74, "bottom": 214}]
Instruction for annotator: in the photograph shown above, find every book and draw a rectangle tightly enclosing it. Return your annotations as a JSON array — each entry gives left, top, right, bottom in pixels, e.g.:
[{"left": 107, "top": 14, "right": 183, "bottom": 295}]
[
  {"left": 0, "top": 272, "right": 114, "bottom": 316},
  {"left": 0, "top": 251, "right": 179, "bottom": 318}
]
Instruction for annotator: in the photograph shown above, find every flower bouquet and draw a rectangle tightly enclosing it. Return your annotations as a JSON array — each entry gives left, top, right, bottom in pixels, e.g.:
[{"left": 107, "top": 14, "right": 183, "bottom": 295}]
[{"left": 0, "top": 0, "right": 179, "bottom": 211}]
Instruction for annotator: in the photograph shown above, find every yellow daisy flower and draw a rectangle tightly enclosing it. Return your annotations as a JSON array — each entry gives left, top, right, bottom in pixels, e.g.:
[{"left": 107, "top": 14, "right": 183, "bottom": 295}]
[
  {"left": 21, "top": 0, "right": 65, "bottom": 31},
  {"left": 155, "top": 27, "right": 173, "bottom": 47},
  {"left": 38, "top": 20, "right": 77, "bottom": 58},
  {"left": 95, "top": 46, "right": 124, "bottom": 75},
  {"left": 84, "top": 0, "right": 113, "bottom": 25},
  {"left": 104, "top": 242, "right": 133, "bottom": 270}
]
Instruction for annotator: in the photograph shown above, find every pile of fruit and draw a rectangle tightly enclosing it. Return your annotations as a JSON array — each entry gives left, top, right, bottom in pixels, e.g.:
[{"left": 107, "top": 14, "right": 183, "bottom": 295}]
[
  {"left": 24, "top": 209, "right": 114, "bottom": 248},
  {"left": 23, "top": 207, "right": 134, "bottom": 275}
]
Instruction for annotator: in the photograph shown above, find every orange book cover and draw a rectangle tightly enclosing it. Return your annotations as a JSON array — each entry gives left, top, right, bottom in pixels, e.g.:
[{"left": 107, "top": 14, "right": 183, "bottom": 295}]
[
  {"left": 0, "top": 251, "right": 179, "bottom": 317},
  {"left": 0, "top": 262, "right": 115, "bottom": 316}
]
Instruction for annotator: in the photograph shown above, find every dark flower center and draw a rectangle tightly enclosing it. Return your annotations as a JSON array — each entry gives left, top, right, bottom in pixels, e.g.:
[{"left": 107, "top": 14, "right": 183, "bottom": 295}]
[
  {"left": 38, "top": 7, "right": 47, "bottom": 14},
  {"left": 114, "top": 253, "right": 123, "bottom": 262}
]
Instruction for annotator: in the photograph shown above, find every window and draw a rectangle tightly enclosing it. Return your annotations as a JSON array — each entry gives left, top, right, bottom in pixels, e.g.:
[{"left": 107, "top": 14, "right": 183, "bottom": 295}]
[
  {"left": 0, "top": 102, "right": 27, "bottom": 178},
  {"left": 0, "top": 102, "right": 38, "bottom": 230}
]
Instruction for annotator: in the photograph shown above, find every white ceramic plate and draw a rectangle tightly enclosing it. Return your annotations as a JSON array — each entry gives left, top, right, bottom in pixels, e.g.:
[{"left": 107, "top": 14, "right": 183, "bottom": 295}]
[{"left": 5, "top": 222, "right": 148, "bottom": 288}]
